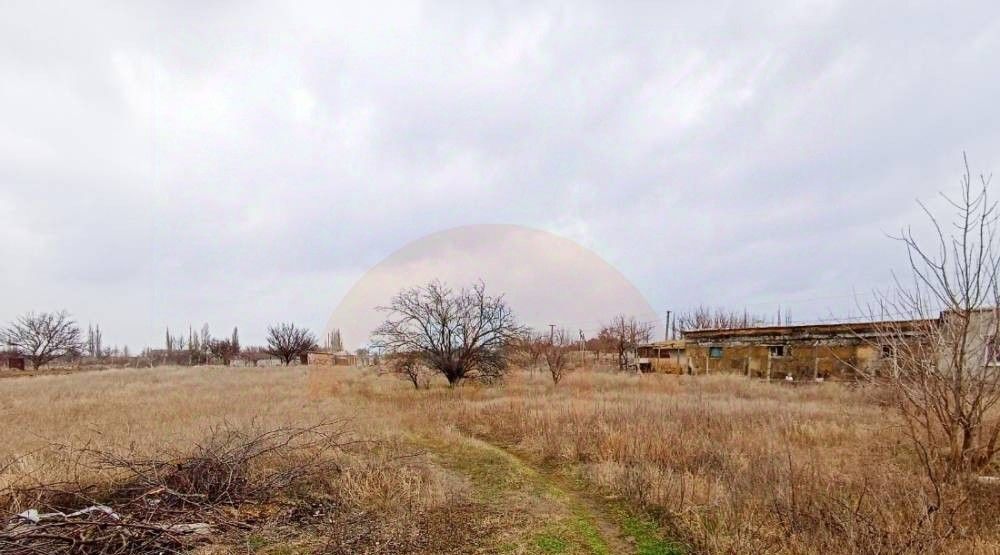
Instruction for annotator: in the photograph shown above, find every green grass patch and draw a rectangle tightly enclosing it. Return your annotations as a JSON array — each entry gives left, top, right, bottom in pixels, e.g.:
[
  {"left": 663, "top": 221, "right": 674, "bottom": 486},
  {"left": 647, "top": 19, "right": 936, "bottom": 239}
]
[
  {"left": 618, "top": 511, "right": 685, "bottom": 555},
  {"left": 532, "top": 514, "right": 612, "bottom": 555},
  {"left": 408, "top": 434, "right": 529, "bottom": 499},
  {"left": 536, "top": 533, "right": 570, "bottom": 553}
]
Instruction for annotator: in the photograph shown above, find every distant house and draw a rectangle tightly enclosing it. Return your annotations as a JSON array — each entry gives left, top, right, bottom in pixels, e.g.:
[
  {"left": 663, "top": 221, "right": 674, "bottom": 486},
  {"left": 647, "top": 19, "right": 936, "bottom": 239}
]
[
  {"left": 0, "top": 352, "right": 26, "bottom": 371},
  {"left": 307, "top": 350, "right": 358, "bottom": 366}
]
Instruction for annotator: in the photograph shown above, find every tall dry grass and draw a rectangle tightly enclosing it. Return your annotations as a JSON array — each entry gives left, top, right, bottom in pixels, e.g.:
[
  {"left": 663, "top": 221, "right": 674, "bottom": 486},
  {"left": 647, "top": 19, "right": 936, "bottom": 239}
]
[
  {"left": 391, "top": 371, "right": 1000, "bottom": 553},
  {"left": 0, "top": 366, "right": 471, "bottom": 552},
  {"left": 2, "top": 365, "right": 998, "bottom": 553}
]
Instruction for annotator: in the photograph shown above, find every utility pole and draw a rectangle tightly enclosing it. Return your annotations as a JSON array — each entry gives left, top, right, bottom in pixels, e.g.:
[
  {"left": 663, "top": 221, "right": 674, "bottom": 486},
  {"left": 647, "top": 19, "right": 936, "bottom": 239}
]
[
  {"left": 665, "top": 310, "right": 671, "bottom": 341},
  {"left": 549, "top": 324, "right": 556, "bottom": 342}
]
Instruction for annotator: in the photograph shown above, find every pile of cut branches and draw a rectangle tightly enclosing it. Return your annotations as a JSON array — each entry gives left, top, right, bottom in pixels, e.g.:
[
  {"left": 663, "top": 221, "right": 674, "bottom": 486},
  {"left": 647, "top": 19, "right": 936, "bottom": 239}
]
[{"left": 1, "top": 420, "right": 351, "bottom": 554}]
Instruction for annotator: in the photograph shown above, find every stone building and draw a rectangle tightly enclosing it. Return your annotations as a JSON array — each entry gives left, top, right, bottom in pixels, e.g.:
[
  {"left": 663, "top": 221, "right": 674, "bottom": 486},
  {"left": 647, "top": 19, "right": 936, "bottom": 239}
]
[
  {"left": 681, "top": 320, "right": 932, "bottom": 380},
  {"left": 638, "top": 319, "right": 936, "bottom": 380}
]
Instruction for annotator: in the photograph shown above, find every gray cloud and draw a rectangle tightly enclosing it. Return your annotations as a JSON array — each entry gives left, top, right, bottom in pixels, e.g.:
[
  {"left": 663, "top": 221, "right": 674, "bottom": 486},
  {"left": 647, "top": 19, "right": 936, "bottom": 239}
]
[{"left": 1, "top": 1, "right": 999, "bottom": 349}]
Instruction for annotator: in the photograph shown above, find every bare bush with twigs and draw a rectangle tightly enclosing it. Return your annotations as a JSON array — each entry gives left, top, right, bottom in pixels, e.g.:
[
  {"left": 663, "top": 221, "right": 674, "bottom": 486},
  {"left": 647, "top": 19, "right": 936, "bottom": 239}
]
[
  {"left": 541, "top": 328, "right": 574, "bottom": 385},
  {"left": 863, "top": 157, "right": 1000, "bottom": 491},
  {"left": 599, "top": 314, "right": 654, "bottom": 371},
  {"left": 1, "top": 421, "right": 351, "bottom": 554}
]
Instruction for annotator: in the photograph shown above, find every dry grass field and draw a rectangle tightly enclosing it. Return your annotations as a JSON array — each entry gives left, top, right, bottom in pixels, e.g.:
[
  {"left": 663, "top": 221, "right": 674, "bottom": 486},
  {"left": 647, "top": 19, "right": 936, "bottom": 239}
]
[{"left": 2, "top": 365, "right": 999, "bottom": 554}]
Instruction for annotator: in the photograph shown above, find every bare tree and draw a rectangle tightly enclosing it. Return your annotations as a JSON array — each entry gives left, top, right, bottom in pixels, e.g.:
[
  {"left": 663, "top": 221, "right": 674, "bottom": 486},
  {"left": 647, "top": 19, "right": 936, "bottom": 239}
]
[
  {"left": 599, "top": 315, "right": 654, "bottom": 371},
  {"left": 867, "top": 155, "right": 1000, "bottom": 484},
  {"left": 240, "top": 346, "right": 270, "bottom": 367},
  {"left": 542, "top": 328, "right": 574, "bottom": 385},
  {"left": 86, "top": 324, "right": 103, "bottom": 359},
  {"left": 330, "top": 329, "right": 343, "bottom": 352},
  {"left": 208, "top": 338, "right": 240, "bottom": 366},
  {"left": 514, "top": 331, "right": 547, "bottom": 372},
  {"left": 164, "top": 327, "right": 189, "bottom": 357},
  {"left": 382, "top": 351, "right": 433, "bottom": 389},
  {"left": 591, "top": 328, "right": 616, "bottom": 361},
  {"left": 371, "top": 280, "right": 523, "bottom": 386},
  {"left": 354, "top": 347, "right": 371, "bottom": 366},
  {"left": 265, "top": 323, "right": 318, "bottom": 366},
  {"left": 200, "top": 324, "right": 211, "bottom": 352},
  {"left": 1, "top": 311, "right": 83, "bottom": 369}
]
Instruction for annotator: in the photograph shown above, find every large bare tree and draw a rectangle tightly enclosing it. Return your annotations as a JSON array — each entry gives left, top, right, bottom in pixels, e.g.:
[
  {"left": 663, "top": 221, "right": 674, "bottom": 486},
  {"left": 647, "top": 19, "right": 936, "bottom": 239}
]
[
  {"left": 600, "top": 315, "right": 654, "bottom": 371},
  {"left": 371, "top": 280, "right": 522, "bottom": 386},
  {"left": 867, "top": 155, "right": 1000, "bottom": 484},
  {"left": 265, "top": 323, "right": 317, "bottom": 366},
  {"left": 1, "top": 311, "right": 83, "bottom": 369}
]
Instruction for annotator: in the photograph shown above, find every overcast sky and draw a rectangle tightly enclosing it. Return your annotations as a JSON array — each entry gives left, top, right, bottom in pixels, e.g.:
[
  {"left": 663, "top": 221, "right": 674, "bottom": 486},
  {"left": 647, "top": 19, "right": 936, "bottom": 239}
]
[{"left": 2, "top": 1, "right": 999, "bottom": 350}]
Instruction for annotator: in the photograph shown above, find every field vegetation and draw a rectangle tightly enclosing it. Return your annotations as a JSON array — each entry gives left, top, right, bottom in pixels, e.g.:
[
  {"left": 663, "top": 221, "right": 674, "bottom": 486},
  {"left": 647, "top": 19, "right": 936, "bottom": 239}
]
[{"left": 2, "top": 364, "right": 998, "bottom": 554}]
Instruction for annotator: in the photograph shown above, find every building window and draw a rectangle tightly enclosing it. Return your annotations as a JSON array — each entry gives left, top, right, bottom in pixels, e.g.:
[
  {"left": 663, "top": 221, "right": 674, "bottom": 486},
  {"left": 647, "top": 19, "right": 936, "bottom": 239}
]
[
  {"left": 881, "top": 344, "right": 894, "bottom": 358},
  {"left": 768, "top": 345, "right": 787, "bottom": 358},
  {"left": 708, "top": 346, "right": 723, "bottom": 359}
]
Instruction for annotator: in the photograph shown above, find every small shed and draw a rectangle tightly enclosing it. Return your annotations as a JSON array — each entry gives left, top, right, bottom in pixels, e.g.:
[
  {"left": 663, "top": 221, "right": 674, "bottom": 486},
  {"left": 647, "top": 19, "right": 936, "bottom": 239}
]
[
  {"left": 0, "top": 352, "right": 26, "bottom": 371},
  {"left": 636, "top": 340, "right": 688, "bottom": 373}
]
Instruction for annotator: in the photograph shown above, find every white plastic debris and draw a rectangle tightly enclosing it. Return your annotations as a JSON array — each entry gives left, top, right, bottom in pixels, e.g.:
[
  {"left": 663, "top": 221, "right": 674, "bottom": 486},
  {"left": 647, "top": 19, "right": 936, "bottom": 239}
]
[
  {"left": 14, "top": 505, "right": 119, "bottom": 525},
  {"left": 66, "top": 505, "right": 119, "bottom": 520},
  {"left": 16, "top": 509, "right": 39, "bottom": 524}
]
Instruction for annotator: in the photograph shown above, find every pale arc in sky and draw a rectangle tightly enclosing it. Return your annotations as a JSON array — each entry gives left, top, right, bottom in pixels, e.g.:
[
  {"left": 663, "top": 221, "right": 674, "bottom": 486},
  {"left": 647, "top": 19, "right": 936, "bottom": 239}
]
[{"left": 325, "top": 224, "right": 656, "bottom": 350}]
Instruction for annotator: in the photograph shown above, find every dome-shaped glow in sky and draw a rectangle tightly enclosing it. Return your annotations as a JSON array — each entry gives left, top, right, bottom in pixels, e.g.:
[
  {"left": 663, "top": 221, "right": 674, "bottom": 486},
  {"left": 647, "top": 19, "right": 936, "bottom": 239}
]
[{"left": 326, "top": 224, "right": 656, "bottom": 350}]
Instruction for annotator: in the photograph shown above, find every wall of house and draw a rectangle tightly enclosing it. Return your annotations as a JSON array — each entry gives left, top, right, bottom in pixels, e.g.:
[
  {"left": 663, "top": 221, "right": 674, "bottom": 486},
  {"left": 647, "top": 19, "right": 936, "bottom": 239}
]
[
  {"left": 306, "top": 352, "right": 358, "bottom": 366},
  {"left": 307, "top": 352, "right": 335, "bottom": 366},
  {"left": 955, "top": 309, "right": 998, "bottom": 365},
  {"left": 636, "top": 346, "right": 688, "bottom": 374},
  {"left": 684, "top": 341, "right": 884, "bottom": 380},
  {"left": 647, "top": 351, "right": 687, "bottom": 374},
  {"left": 0, "top": 357, "right": 26, "bottom": 370}
]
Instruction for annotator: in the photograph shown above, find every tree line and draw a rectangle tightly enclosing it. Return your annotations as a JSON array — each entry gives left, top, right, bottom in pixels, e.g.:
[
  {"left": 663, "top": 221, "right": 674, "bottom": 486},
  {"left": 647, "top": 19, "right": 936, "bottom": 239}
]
[{"left": 0, "top": 315, "right": 332, "bottom": 369}]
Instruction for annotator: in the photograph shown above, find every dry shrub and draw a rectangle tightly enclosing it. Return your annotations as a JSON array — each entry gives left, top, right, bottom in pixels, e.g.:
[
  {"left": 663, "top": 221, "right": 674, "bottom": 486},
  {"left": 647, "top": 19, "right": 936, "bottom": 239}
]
[
  {"left": 337, "top": 444, "right": 468, "bottom": 515},
  {"left": 0, "top": 421, "right": 351, "bottom": 554},
  {"left": 322, "top": 446, "right": 497, "bottom": 554}
]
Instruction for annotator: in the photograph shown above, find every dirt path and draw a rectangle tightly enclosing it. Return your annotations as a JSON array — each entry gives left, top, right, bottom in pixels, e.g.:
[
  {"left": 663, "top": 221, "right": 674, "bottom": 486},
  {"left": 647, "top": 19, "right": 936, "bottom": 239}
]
[
  {"left": 416, "top": 429, "right": 681, "bottom": 554},
  {"left": 466, "top": 436, "right": 634, "bottom": 555}
]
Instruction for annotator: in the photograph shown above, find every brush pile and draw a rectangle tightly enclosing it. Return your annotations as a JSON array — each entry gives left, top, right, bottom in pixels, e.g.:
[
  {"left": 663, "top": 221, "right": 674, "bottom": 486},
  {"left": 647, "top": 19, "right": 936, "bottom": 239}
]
[{"left": 0, "top": 421, "right": 350, "bottom": 554}]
